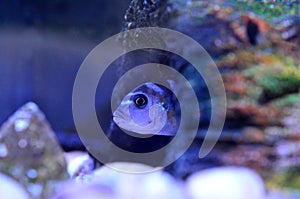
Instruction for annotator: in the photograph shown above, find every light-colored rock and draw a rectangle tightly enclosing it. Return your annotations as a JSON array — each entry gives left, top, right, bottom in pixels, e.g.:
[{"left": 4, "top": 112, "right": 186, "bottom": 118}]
[
  {"left": 186, "top": 166, "right": 266, "bottom": 199},
  {"left": 0, "top": 173, "right": 30, "bottom": 199},
  {"left": 92, "top": 162, "right": 187, "bottom": 199},
  {"left": 94, "top": 162, "right": 157, "bottom": 174},
  {"left": 64, "top": 151, "right": 94, "bottom": 178},
  {"left": 51, "top": 181, "right": 113, "bottom": 199}
]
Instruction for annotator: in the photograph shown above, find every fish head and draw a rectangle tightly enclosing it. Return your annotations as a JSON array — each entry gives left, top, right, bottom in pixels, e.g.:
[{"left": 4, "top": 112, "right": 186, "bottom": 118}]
[{"left": 113, "top": 82, "right": 178, "bottom": 136}]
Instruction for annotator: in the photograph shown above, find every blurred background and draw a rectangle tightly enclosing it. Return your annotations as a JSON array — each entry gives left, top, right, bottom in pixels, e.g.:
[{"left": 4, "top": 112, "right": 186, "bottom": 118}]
[{"left": 0, "top": 0, "right": 130, "bottom": 131}]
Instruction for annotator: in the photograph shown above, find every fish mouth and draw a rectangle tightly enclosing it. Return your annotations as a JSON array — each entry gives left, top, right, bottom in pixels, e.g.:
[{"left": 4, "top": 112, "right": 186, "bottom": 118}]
[{"left": 112, "top": 110, "right": 130, "bottom": 123}]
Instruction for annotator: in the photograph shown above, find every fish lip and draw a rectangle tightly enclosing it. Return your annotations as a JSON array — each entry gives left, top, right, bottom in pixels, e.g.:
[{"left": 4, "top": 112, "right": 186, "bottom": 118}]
[{"left": 112, "top": 110, "right": 129, "bottom": 122}]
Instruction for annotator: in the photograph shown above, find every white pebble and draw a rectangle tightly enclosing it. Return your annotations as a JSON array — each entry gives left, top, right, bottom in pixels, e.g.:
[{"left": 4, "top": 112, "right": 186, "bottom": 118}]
[
  {"left": 52, "top": 181, "right": 114, "bottom": 199},
  {"left": 93, "top": 162, "right": 186, "bottom": 199},
  {"left": 64, "top": 151, "right": 94, "bottom": 178},
  {"left": 186, "top": 166, "right": 266, "bottom": 199},
  {"left": 0, "top": 173, "right": 30, "bottom": 199}
]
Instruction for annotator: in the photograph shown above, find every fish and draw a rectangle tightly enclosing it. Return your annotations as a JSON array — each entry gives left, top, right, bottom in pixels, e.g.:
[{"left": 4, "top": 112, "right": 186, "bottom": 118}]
[{"left": 113, "top": 82, "right": 179, "bottom": 136}]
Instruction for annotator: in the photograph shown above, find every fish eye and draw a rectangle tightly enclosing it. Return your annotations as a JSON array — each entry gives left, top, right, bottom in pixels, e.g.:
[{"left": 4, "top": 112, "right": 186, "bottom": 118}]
[
  {"left": 161, "top": 102, "right": 169, "bottom": 110},
  {"left": 133, "top": 94, "right": 148, "bottom": 109}
]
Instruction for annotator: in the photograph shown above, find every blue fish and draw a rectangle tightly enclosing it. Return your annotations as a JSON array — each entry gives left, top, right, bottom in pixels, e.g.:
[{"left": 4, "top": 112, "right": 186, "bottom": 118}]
[{"left": 113, "top": 82, "right": 178, "bottom": 136}]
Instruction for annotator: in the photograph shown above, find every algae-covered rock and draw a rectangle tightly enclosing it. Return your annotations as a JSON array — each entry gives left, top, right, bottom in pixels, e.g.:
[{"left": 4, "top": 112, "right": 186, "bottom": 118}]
[
  {"left": 266, "top": 168, "right": 300, "bottom": 191},
  {"left": 123, "top": 0, "right": 173, "bottom": 30},
  {"left": 0, "top": 102, "right": 68, "bottom": 198},
  {"left": 171, "top": 1, "right": 244, "bottom": 57}
]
